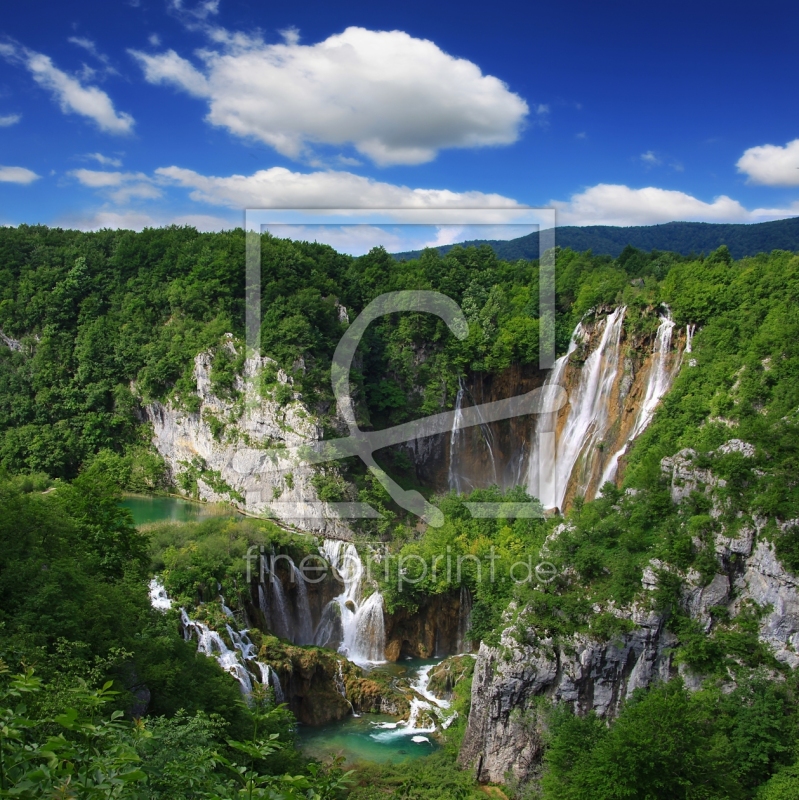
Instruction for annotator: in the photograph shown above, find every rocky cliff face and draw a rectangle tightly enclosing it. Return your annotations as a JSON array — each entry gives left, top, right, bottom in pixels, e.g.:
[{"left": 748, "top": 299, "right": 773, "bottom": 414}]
[
  {"left": 458, "top": 440, "right": 799, "bottom": 786},
  {"left": 141, "top": 338, "right": 352, "bottom": 538}
]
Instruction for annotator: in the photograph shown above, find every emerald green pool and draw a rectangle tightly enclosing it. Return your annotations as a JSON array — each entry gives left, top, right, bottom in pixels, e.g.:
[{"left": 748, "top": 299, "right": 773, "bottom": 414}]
[
  {"left": 297, "top": 713, "right": 438, "bottom": 765},
  {"left": 121, "top": 495, "right": 238, "bottom": 526}
]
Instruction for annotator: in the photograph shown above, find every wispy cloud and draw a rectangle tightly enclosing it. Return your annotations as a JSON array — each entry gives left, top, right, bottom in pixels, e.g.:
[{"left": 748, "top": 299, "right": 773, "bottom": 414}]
[
  {"left": 640, "top": 150, "right": 662, "bottom": 166},
  {"left": 69, "top": 168, "right": 160, "bottom": 203},
  {"left": 0, "top": 113, "right": 21, "bottom": 127},
  {"left": 84, "top": 152, "right": 123, "bottom": 168},
  {"left": 0, "top": 41, "right": 133, "bottom": 134}
]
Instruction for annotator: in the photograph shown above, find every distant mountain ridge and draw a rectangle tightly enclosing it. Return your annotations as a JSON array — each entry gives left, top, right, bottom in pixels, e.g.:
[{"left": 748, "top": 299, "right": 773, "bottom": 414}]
[{"left": 393, "top": 216, "right": 799, "bottom": 261}]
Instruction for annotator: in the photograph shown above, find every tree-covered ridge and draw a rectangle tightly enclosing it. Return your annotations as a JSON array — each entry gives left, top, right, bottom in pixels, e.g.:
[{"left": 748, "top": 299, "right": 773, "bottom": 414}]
[{"left": 395, "top": 216, "right": 799, "bottom": 261}]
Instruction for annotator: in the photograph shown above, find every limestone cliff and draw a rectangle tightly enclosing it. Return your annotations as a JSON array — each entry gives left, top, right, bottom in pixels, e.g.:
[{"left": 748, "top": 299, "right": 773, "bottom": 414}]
[{"left": 140, "top": 337, "right": 352, "bottom": 538}]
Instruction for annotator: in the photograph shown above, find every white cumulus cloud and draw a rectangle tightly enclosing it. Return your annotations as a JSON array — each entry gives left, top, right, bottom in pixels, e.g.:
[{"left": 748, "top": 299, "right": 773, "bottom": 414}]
[
  {"left": 0, "top": 166, "right": 40, "bottom": 184},
  {"left": 154, "top": 165, "right": 523, "bottom": 219},
  {"left": 0, "top": 113, "right": 21, "bottom": 127},
  {"left": 737, "top": 139, "right": 799, "bottom": 187},
  {"left": 552, "top": 183, "right": 799, "bottom": 226},
  {"left": 131, "top": 26, "right": 529, "bottom": 165},
  {"left": 0, "top": 42, "right": 133, "bottom": 134}
]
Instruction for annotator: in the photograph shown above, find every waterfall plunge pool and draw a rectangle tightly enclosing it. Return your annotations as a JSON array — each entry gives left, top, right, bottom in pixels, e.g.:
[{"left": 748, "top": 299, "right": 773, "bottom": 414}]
[
  {"left": 297, "top": 659, "right": 449, "bottom": 765},
  {"left": 121, "top": 494, "right": 240, "bottom": 526},
  {"left": 297, "top": 713, "right": 439, "bottom": 765}
]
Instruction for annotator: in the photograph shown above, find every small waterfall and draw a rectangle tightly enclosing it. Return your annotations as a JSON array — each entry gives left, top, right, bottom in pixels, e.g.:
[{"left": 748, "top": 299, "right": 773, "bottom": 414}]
[
  {"left": 448, "top": 379, "right": 467, "bottom": 492},
  {"left": 320, "top": 540, "right": 386, "bottom": 665},
  {"left": 268, "top": 572, "right": 293, "bottom": 641},
  {"left": 344, "top": 591, "right": 386, "bottom": 664},
  {"left": 148, "top": 578, "right": 172, "bottom": 611},
  {"left": 448, "top": 377, "right": 499, "bottom": 493},
  {"left": 181, "top": 609, "right": 253, "bottom": 695},
  {"left": 258, "top": 583, "right": 268, "bottom": 616},
  {"left": 599, "top": 310, "right": 677, "bottom": 488},
  {"left": 527, "top": 308, "right": 628, "bottom": 511},
  {"left": 313, "top": 600, "right": 343, "bottom": 648},
  {"left": 334, "top": 660, "right": 359, "bottom": 716},
  {"left": 257, "top": 662, "right": 284, "bottom": 702},
  {"left": 371, "top": 662, "right": 455, "bottom": 743},
  {"left": 291, "top": 562, "right": 314, "bottom": 645},
  {"left": 456, "top": 586, "right": 474, "bottom": 653},
  {"left": 685, "top": 323, "right": 695, "bottom": 354}
]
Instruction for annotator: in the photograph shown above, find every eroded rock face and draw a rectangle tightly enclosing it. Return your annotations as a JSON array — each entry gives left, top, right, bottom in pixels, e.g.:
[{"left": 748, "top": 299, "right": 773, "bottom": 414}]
[
  {"left": 459, "top": 440, "right": 799, "bottom": 786},
  {"left": 458, "top": 606, "right": 675, "bottom": 785},
  {"left": 141, "top": 341, "right": 352, "bottom": 538},
  {"left": 384, "top": 592, "right": 469, "bottom": 661}
]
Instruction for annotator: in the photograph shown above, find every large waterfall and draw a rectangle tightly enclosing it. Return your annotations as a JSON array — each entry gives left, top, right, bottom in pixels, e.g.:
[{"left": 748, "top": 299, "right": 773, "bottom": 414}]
[
  {"left": 527, "top": 309, "right": 626, "bottom": 509},
  {"left": 318, "top": 540, "right": 386, "bottom": 665},
  {"left": 526, "top": 307, "right": 680, "bottom": 510}
]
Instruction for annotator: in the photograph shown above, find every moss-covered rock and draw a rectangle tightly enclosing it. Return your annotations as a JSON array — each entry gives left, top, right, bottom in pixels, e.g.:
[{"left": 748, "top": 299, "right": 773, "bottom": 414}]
[
  {"left": 257, "top": 636, "right": 410, "bottom": 724},
  {"left": 428, "top": 655, "right": 475, "bottom": 702}
]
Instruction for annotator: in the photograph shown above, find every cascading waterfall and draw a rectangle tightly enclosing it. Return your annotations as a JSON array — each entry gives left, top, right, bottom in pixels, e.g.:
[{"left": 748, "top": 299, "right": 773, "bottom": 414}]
[
  {"left": 372, "top": 662, "right": 456, "bottom": 743},
  {"left": 527, "top": 308, "right": 628, "bottom": 510},
  {"left": 291, "top": 562, "right": 314, "bottom": 645},
  {"left": 599, "top": 310, "right": 678, "bottom": 487},
  {"left": 526, "top": 324, "right": 583, "bottom": 509},
  {"left": 686, "top": 323, "right": 695, "bottom": 353},
  {"left": 180, "top": 609, "right": 254, "bottom": 695},
  {"left": 151, "top": 581, "right": 279, "bottom": 702},
  {"left": 148, "top": 578, "right": 172, "bottom": 611},
  {"left": 257, "top": 662, "right": 284, "bottom": 702},
  {"left": 448, "top": 379, "right": 467, "bottom": 492},
  {"left": 268, "top": 572, "right": 293, "bottom": 641},
  {"left": 319, "top": 540, "right": 386, "bottom": 665}
]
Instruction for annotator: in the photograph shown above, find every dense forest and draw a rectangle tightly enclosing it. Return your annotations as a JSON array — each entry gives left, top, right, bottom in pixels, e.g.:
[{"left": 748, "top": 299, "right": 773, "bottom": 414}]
[{"left": 2, "top": 224, "right": 799, "bottom": 798}]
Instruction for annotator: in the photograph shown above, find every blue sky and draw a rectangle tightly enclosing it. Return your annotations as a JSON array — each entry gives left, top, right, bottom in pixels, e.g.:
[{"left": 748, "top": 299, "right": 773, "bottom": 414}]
[{"left": 0, "top": 0, "right": 797, "bottom": 247}]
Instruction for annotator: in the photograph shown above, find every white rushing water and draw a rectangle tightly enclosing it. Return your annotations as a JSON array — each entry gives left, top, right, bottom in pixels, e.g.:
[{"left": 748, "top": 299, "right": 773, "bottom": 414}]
[
  {"left": 448, "top": 378, "right": 467, "bottom": 493},
  {"left": 180, "top": 609, "right": 254, "bottom": 695},
  {"left": 371, "top": 661, "right": 456, "bottom": 744},
  {"left": 148, "top": 578, "right": 172, "bottom": 611},
  {"left": 268, "top": 571, "right": 293, "bottom": 641},
  {"left": 527, "top": 306, "right": 681, "bottom": 508},
  {"left": 149, "top": 579, "right": 284, "bottom": 702},
  {"left": 257, "top": 662, "right": 284, "bottom": 702},
  {"left": 599, "top": 310, "right": 678, "bottom": 488},
  {"left": 318, "top": 540, "right": 386, "bottom": 665},
  {"left": 291, "top": 561, "right": 314, "bottom": 645}
]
